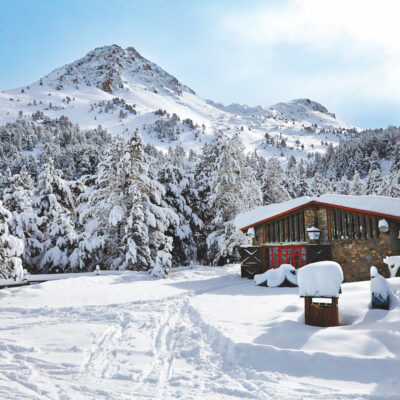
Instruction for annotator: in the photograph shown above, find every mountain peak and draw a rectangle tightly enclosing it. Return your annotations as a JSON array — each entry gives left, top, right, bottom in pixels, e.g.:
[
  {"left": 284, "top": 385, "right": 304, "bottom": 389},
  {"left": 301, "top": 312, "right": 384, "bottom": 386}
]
[{"left": 39, "top": 44, "right": 195, "bottom": 96}]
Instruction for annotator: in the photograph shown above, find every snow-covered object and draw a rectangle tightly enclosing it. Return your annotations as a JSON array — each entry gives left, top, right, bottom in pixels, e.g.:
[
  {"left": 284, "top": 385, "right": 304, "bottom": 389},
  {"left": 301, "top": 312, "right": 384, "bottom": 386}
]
[
  {"left": 0, "top": 201, "right": 24, "bottom": 280},
  {"left": 33, "top": 160, "right": 79, "bottom": 273},
  {"left": 247, "top": 227, "right": 255, "bottom": 237},
  {"left": 199, "top": 132, "right": 262, "bottom": 265},
  {"left": 378, "top": 219, "right": 389, "bottom": 232},
  {"left": 383, "top": 256, "right": 400, "bottom": 278},
  {"left": 77, "top": 129, "right": 175, "bottom": 275},
  {"left": 254, "top": 264, "right": 297, "bottom": 287},
  {"left": 235, "top": 194, "right": 400, "bottom": 230},
  {"left": 370, "top": 266, "right": 399, "bottom": 309},
  {"left": 298, "top": 261, "right": 343, "bottom": 298}
]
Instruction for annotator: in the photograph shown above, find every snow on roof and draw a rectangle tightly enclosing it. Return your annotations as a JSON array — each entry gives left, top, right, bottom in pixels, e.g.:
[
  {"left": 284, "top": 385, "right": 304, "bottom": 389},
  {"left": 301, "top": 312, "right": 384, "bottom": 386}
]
[
  {"left": 298, "top": 261, "right": 343, "bottom": 298},
  {"left": 235, "top": 194, "right": 400, "bottom": 231}
]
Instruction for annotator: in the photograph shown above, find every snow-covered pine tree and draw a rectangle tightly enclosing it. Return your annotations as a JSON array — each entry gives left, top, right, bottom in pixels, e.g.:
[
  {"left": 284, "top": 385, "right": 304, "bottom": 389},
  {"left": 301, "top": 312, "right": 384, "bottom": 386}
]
[
  {"left": 350, "top": 171, "right": 365, "bottom": 195},
  {"left": 380, "top": 170, "right": 400, "bottom": 197},
  {"left": 118, "top": 129, "right": 176, "bottom": 277},
  {"left": 369, "top": 150, "right": 381, "bottom": 172},
  {"left": 203, "top": 132, "right": 261, "bottom": 265},
  {"left": 337, "top": 175, "right": 350, "bottom": 195},
  {"left": 78, "top": 130, "right": 175, "bottom": 277},
  {"left": 1, "top": 166, "right": 42, "bottom": 272},
  {"left": 158, "top": 148, "right": 202, "bottom": 266},
  {"left": 310, "top": 171, "right": 326, "bottom": 196},
  {"left": 247, "top": 149, "right": 267, "bottom": 185},
  {"left": 32, "top": 160, "right": 78, "bottom": 273},
  {"left": 0, "top": 201, "right": 24, "bottom": 280},
  {"left": 76, "top": 140, "right": 125, "bottom": 271},
  {"left": 261, "top": 156, "right": 291, "bottom": 205},
  {"left": 291, "top": 164, "right": 311, "bottom": 198},
  {"left": 365, "top": 166, "right": 383, "bottom": 195},
  {"left": 0, "top": 168, "right": 12, "bottom": 199},
  {"left": 389, "top": 143, "right": 400, "bottom": 173}
]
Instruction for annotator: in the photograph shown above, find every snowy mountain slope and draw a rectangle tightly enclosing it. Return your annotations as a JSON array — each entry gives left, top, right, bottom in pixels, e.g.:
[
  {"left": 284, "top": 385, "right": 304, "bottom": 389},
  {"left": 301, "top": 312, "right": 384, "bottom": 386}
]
[
  {"left": 0, "top": 44, "right": 357, "bottom": 160},
  {"left": 0, "top": 265, "right": 398, "bottom": 399}
]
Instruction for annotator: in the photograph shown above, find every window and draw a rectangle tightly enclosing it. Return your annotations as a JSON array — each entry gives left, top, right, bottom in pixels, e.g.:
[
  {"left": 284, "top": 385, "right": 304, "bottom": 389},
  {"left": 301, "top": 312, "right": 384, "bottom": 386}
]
[
  {"left": 370, "top": 218, "right": 375, "bottom": 239},
  {"left": 328, "top": 209, "right": 380, "bottom": 241},
  {"left": 350, "top": 214, "right": 356, "bottom": 239},
  {"left": 364, "top": 216, "right": 369, "bottom": 239},
  {"left": 344, "top": 213, "right": 350, "bottom": 239},
  {"left": 297, "top": 213, "right": 301, "bottom": 241},
  {"left": 291, "top": 215, "right": 296, "bottom": 241},
  {"left": 339, "top": 212, "right": 344, "bottom": 239},
  {"left": 358, "top": 216, "right": 363, "bottom": 239},
  {"left": 333, "top": 210, "right": 338, "bottom": 239}
]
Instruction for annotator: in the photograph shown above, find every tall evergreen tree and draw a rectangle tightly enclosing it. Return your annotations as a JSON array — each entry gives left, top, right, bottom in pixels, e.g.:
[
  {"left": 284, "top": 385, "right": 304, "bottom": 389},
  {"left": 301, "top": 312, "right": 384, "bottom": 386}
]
[
  {"left": 158, "top": 151, "right": 202, "bottom": 266},
  {"left": 350, "top": 171, "right": 365, "bottom": 195},
  {"left": 0, "top": 201, "right": 24, "bottom": 280},
  {"left": 78, "top": 130, "right": 175, "bottom": 277},
  {"left": 261, "top": 156, "right": 290, "bottom": 204},
  {"left": 338, "top": 175, "right": 350, "bottom": 195},
  {"left": 201, "top": 133, "right": 261, "bottom": 264},
  {"left": 310, "top": 172, "right": 326, "bottom": 196},
  {"left": 365, "top": 166, "right": 383, "bottom": 195},
  {"left": 2, "top": 166, "right": 42, "bottom": 272},
  {"left": 32, "top": 160, "right": 78, "bottom": 273}
]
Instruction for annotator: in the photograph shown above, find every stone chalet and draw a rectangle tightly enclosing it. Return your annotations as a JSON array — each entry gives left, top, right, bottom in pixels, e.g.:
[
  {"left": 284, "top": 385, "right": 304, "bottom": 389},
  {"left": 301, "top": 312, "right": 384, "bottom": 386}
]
[{"left": 235, "top": 194, "right": 400, "bottom": 282}]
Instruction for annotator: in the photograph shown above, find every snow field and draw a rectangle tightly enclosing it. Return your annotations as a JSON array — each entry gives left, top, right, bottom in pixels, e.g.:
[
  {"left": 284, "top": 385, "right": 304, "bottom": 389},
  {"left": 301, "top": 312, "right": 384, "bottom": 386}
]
[{"left": 0, "top": 265, "right": 398, "bottom": 399}]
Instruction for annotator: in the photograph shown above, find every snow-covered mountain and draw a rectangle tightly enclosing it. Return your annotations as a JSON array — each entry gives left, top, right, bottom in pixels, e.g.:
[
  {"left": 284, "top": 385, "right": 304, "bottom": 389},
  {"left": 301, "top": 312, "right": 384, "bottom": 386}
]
[{"left": 0, "top": 44, "right": 357, "bottom": 160}]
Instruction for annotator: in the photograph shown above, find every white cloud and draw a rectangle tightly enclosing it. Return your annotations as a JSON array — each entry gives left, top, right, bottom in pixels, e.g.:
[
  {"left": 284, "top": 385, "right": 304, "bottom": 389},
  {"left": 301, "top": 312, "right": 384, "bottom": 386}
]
[
  {"left": 217, "top": 0, "right": 400, "bottom": 125},
  {"left": 223, "top": 0, "right": 400, "bottom": 55}
]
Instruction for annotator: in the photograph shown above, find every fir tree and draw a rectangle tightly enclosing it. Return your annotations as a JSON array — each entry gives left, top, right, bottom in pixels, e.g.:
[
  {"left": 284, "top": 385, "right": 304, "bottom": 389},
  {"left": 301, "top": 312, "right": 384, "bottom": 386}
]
[
  {"left": 338, "top": 175, "right": 350, "bottom": 195},
  {"left": 2, "top": 166, "right": 42, "bottom": 271},
  {"left": 78, "top": 130, "right": 175, "bottom": 277},
  {"left": 0, "top": 201, "right": 24, "bottom": 280},
  {"left": 261, "top": 156, "right": 290, "bottom": 205},
  {"left": 158, "top": 153, "right": 201, "bottom": 266},
  {"left": 350, "top": 171, "right": 365, "bottom": 195},
  {"left": 201, "top": 133, "right": 261, "bottom": 265},
  {"left": 365, "top": 166, "right": 383, "bottom": 195},
  {"left": 32, "top": 160, "right": 78, "bottom": 273},
  {"left": 310, "top": 172, "right": 326, "bottom": 196}
]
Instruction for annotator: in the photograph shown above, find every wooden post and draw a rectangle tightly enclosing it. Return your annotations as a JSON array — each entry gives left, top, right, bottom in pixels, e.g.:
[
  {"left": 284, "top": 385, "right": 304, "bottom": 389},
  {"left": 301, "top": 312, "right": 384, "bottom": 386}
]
[{"left": 304, "top": 296, "right": 339, "bottom": 327}]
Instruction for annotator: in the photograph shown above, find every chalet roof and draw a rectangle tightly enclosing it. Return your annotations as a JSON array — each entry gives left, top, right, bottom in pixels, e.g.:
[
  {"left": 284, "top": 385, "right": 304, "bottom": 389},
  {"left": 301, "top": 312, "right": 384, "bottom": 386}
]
[{"left": 235, "top": 194, "right": 400, "bottom": 231}]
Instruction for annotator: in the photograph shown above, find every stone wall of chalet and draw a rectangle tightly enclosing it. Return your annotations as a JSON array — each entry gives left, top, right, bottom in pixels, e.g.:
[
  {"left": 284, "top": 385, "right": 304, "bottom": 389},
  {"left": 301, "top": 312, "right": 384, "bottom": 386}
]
[{"left": 330, "top": 234, "right": 392, "bottom": 282}]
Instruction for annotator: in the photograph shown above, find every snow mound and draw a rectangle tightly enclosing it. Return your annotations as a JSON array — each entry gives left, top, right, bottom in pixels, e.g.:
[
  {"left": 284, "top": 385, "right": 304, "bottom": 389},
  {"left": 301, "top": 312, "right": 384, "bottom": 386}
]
[
  {"left": 254, "top": 264, "right": 297, "bottom": 287},
  {"left": 370, "top": 266, "right": 399, "bottom": 309},
  {"left": 298, "top": 261, "right": 343, "bottom": 298}
]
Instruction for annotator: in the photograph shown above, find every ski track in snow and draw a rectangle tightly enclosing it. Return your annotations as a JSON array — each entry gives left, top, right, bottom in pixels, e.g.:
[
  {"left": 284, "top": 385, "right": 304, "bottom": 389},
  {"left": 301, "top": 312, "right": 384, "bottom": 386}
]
[{"left": 0, "top": 269, "right": 397, "bottom": 400}]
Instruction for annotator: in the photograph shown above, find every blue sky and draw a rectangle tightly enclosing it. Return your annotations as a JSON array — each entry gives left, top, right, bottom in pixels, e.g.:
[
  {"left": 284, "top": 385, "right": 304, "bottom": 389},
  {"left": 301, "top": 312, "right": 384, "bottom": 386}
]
[{"left": 1, "top": 0, "right": 399, "bottom": 129}]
